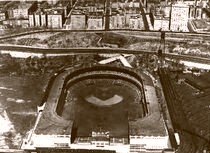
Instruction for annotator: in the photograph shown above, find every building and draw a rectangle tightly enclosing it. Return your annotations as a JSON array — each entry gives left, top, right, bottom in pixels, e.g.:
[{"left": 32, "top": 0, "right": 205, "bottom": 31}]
[
  {"left": 111, "top": 1, "right": 125, "bottom": 10},
  {"left": 29, "top": 12, "right": 47, "bottom": 28},
  {"left": 188, "top": 19, "right": 208, "bottom": 32},
  {"left": 87, "top": 14, "right": 104, "bottom": 30},
  {"left": 27, "top": 0, "right": 70, "bottom": 29},
  {"left": 125, "top": 9, "right": 140, "bottom": 27},
  {"left": 151, "top": 5, "right": 170, "bottom": 31},
  {"left": 40, "top": 13, "right": 47, "bottom": 27},
  {"left": 65, "top": 0, "right": 106, "bottom": 30},
  {"left": 28, "top": 14, "right": 35, "bottom": 27},
  {"left": 130, "top": 136, "right": 170, "bottom": 152},
  {"left": 183, "top": 0, "right": 197, "bottom": 6},
  {"left": 47, "top": 10, "right": 64, "bottom": 28},
  {"left": 189, "top": 5, "right": 203, "bottom": 19},
  {"left": 3, "top": 1, "right": 37, "bottom": 28},
  {"left": 8, "top": 2, "right": 37, "bottom": 19},
  {"left": 0, "top": 24, "right": 7, "bottom": 32},
  {"left": 3, "top": 19, "right": 29, "bottom": 28},
  {"left": 47, "top": 0, "right": 59, "bottom": 5},
  {"left": 189, "top": 5, "right": 196, "bottom": 19},
  {"left": 110, "top": 13, "right": 126, "bottom": 29},
  {"left": 195, "top": 7, "right": 203, "bottom": 19},
  {"left": 111, "top": 0, "right": 140, "bottom": 9},
  {"left": 163, "top": 5, "right": 171, "bottom": 18},
  {"left": 129, "top": 15, "right": 144, "bottom": 29},
  {"left": 110, "top": 0, "right": 143, "bottom": 29},
  {"left": 54, "top": 1, "right": 71, "bottom": 17},
  {"left": 44, "top": 1, "right": 71, "bottom": 17},
  {"left": 170, "top": 1, "right": 189, "bottom": 32},
  {"left": 34, "top": 13, "right": 41, "bottom": 27},
  {"left": 21, "top": 65, "right": 175, "bottom": 153},
  {"left": 69, "top": 12, "right": 86, "bottom": 30},
  {"left": 153, "top": 15, "right": 170, "bottom": 31},
  {"left": 184, "top": 0, "right": 208, "bottom": 7},
  {"left": 0, "top": 11, "right": 6, "bottom": 21}
]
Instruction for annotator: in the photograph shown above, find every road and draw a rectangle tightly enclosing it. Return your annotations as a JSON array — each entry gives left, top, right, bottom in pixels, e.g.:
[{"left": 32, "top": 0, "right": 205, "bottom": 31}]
[
  {"left": 1, "top": 45, "right": 210, "bottom": 64},
  {"left": 0, "top": 29, "right": 210, "bottom": 64},
  {"left": 1, "top": 29, "right": 210, "bottom": 42}
]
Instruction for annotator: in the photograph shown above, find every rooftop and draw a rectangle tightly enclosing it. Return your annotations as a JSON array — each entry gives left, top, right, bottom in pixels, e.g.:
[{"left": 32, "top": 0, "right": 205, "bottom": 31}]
[
  {"left": 192, "top": 19, "right": 208, "bottom": 29},
  {"left": 88, "top": 12, "right": 104, "bottom": 16},
  {"left": 46, "top": 9, "right": 64, "bottom": 15},
  {"left": 54, "top": 1, "right": 70, "bottom": 8},
  {"left": 3, "top": 1, "right": 35, "bottom": 12},
  {"left": 71, "top": 9, "right": 86, "bottom": 15},
  {"left": 18, "top": 2, "right": 34, "bottom": 10}
]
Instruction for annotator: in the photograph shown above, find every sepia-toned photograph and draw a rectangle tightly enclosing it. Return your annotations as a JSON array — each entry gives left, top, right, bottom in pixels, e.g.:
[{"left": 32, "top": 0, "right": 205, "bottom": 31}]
[{"left": 0, "top": 0, "right": 210, "bottom": 153}]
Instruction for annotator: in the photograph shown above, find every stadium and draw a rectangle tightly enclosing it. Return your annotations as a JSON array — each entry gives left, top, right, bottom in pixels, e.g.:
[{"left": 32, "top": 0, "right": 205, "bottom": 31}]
[{"left": 21, "top": 65, "right": 171, "bottom": 153}]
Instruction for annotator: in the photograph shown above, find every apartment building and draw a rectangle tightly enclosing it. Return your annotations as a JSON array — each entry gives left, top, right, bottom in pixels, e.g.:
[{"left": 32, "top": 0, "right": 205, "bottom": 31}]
[
  {"left": 110, "top": 13, "right": 126, "bottom": 29},
  {"left": 47, "top": 10, "right": 64, "bottom": 28},
  {"left": 70, "top": 12, "right": 86, "bottom": 30},
  {"left": 7, "top": 2, "right": 37, "bottom": 19},
  {"left": 170, "top": 1, "right": 189, "bottom": 32},
  {"left": 153, "top": 15, "right": 170, "bottom": 31},
  {"left": 129, "top": 15, "right": 144, "bottom": 29},
  {"left": 87, "top": 14, "right": 104, "bottom": 30},
  {"left": 0, "top": 11, "right": 6, "bottom": 21}
]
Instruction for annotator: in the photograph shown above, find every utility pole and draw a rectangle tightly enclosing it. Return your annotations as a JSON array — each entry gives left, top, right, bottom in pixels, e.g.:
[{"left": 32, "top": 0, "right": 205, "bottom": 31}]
[
  {"left": 105, "top": 0, "right": 110, "bottom": 31},
  {"left": 158, "top": 31, "right": 165, "bottom": 68}
]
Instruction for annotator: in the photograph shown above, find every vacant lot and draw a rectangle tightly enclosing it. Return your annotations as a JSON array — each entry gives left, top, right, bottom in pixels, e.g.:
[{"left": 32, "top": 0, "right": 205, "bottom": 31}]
[
  {"left": 0, "top": 75, "right": 49, "bottom": 148},
  {"left": 176, "top": 72, "right": 210, "bottom": 141}
]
